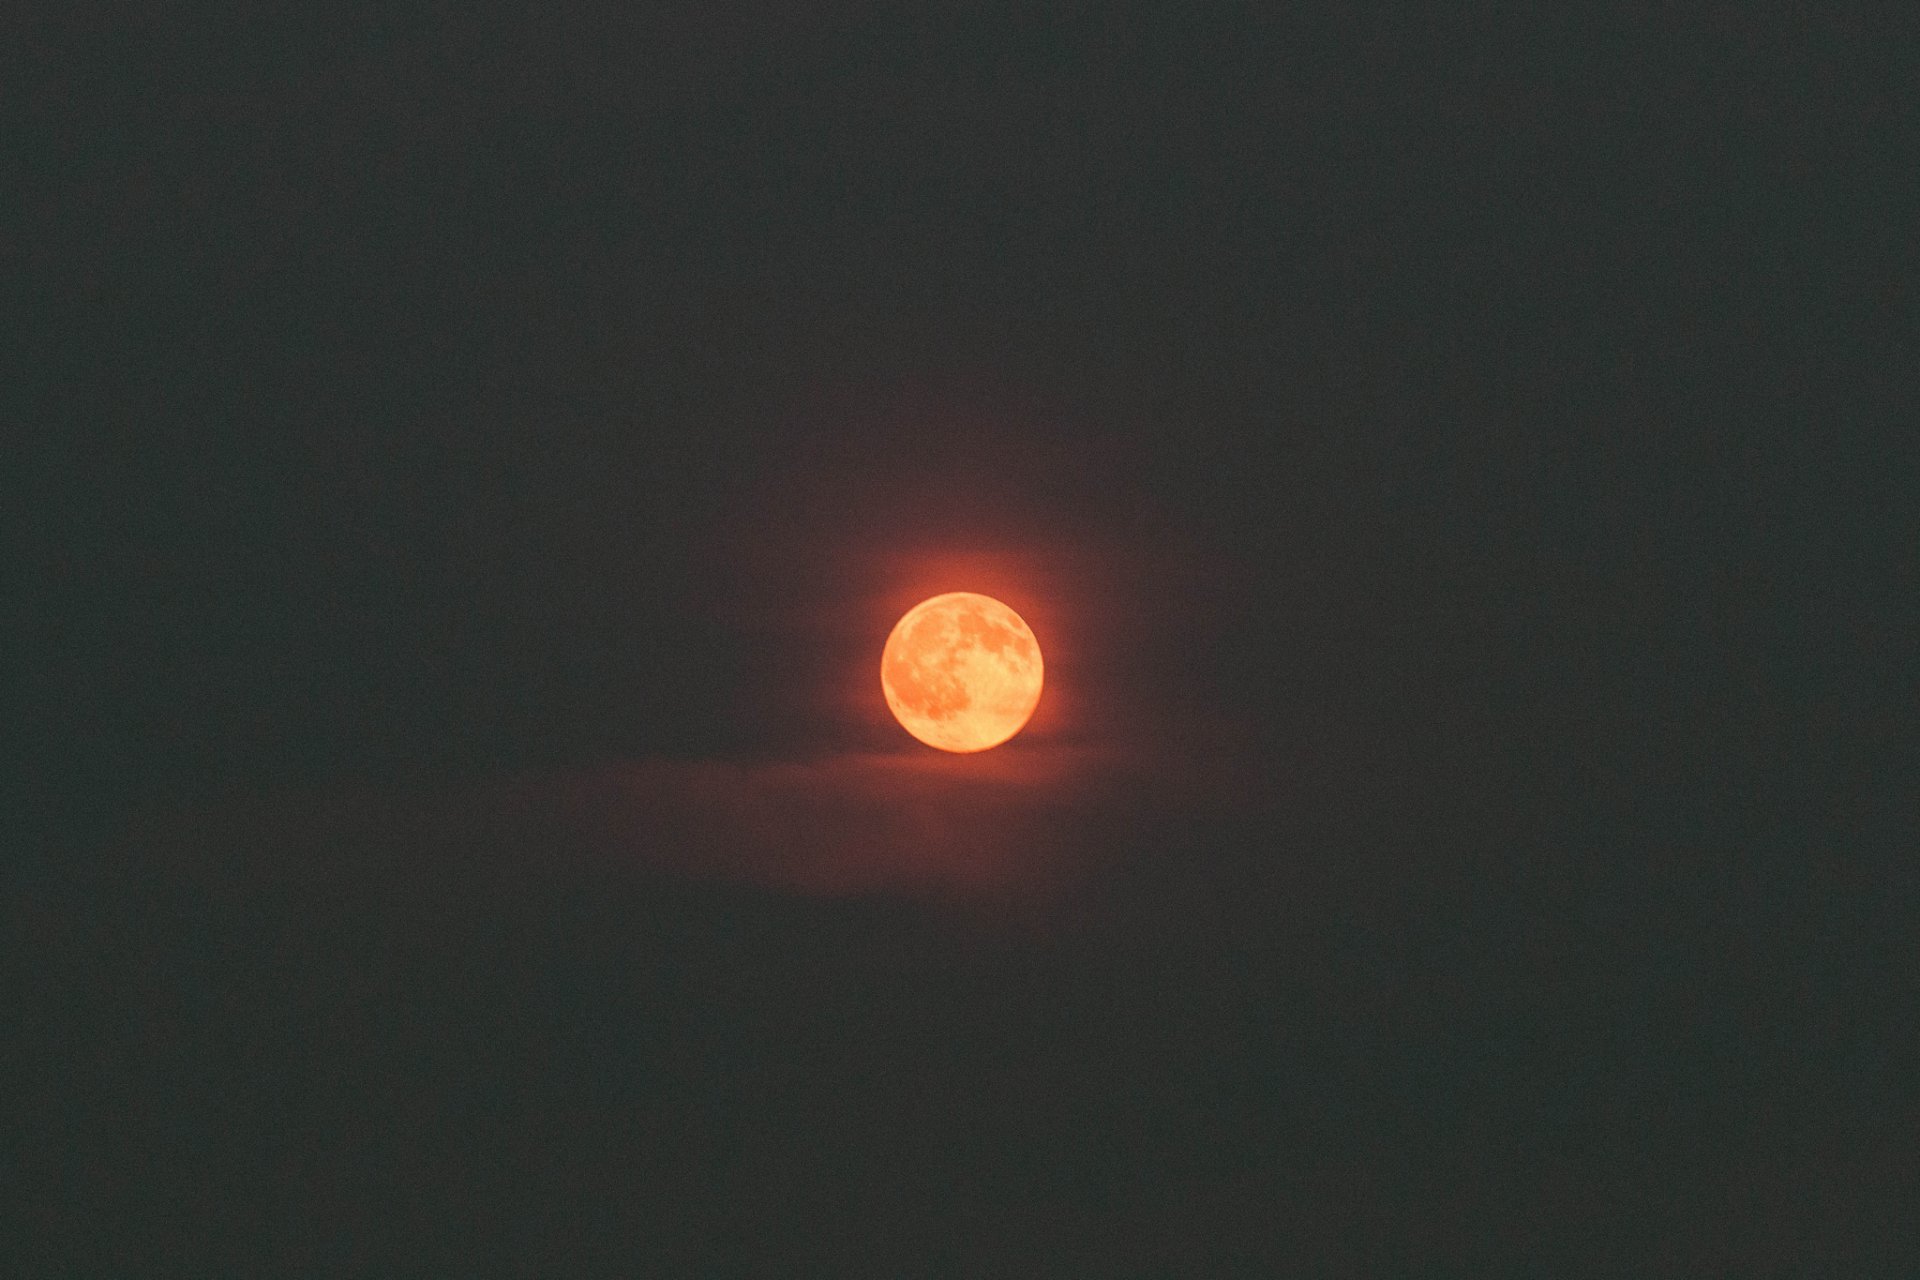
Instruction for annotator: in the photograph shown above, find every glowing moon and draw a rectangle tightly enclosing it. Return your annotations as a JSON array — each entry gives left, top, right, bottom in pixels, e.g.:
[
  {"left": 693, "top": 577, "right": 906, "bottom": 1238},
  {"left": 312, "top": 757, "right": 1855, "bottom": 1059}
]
[{"left": 881, "top": 592, "right": 1044, "bottom": 752}]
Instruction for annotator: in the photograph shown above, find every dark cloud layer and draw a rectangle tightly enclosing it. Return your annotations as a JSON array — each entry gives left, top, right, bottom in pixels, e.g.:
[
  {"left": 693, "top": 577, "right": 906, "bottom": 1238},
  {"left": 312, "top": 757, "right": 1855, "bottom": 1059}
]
[{"left": 117, "top": 734, "right": 1250, "bottom": 915}]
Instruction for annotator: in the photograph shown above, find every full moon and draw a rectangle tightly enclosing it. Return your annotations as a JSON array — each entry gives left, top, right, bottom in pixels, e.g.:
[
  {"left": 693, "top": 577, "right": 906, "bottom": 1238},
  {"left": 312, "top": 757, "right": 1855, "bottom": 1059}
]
[{"left": 881, "top": 592, "right": 1044, "bottom": 752}]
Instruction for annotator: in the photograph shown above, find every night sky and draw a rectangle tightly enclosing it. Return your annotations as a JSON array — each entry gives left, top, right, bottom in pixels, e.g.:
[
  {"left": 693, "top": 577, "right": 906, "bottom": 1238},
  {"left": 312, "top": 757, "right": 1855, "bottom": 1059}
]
[{"left": 11, "top": 5, "right": 1915, "bottom": 1274}]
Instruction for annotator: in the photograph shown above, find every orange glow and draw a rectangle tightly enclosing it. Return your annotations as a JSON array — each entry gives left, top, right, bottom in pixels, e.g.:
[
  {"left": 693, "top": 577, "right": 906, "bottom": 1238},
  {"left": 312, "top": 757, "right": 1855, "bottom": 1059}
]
[{"left": 881, "top": 592, "right": 1044, "bottom": 752}]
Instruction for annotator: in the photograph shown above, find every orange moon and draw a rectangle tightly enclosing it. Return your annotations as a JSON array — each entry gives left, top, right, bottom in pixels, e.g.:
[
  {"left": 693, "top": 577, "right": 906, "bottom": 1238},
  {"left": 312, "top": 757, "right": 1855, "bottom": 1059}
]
[{"left": 881, "top": 592, "right": 1044, "bottom": 752}]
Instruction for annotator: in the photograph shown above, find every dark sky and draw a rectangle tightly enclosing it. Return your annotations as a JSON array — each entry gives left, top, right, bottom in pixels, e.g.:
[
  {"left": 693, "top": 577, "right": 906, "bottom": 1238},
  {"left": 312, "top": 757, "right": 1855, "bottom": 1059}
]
[{"left": 10, "top": 4, "right": 1915, "bottom": 1273}]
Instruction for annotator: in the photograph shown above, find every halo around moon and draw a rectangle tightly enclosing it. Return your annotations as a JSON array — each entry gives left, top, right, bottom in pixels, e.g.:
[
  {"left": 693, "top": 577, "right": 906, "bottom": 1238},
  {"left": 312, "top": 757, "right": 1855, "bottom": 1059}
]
[{"left": 881, "top": 592, "right": 1044, "bottom": 752}]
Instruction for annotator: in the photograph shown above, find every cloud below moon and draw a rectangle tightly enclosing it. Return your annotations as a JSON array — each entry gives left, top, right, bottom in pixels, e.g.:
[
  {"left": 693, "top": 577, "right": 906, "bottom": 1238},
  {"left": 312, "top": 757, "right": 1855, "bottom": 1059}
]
[
  {"left": 124, "top": 740, "right": 1223, "bottom": 908},
  {"left": 569, "top": 745, "right": 1110, "bottom": 898}
]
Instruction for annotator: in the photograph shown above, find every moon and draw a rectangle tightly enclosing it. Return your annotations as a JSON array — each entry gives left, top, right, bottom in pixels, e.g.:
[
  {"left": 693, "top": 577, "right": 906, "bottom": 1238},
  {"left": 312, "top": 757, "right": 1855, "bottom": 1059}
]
[{"left": 881, "top": 592, "right": 1044, "bottom": 752}]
